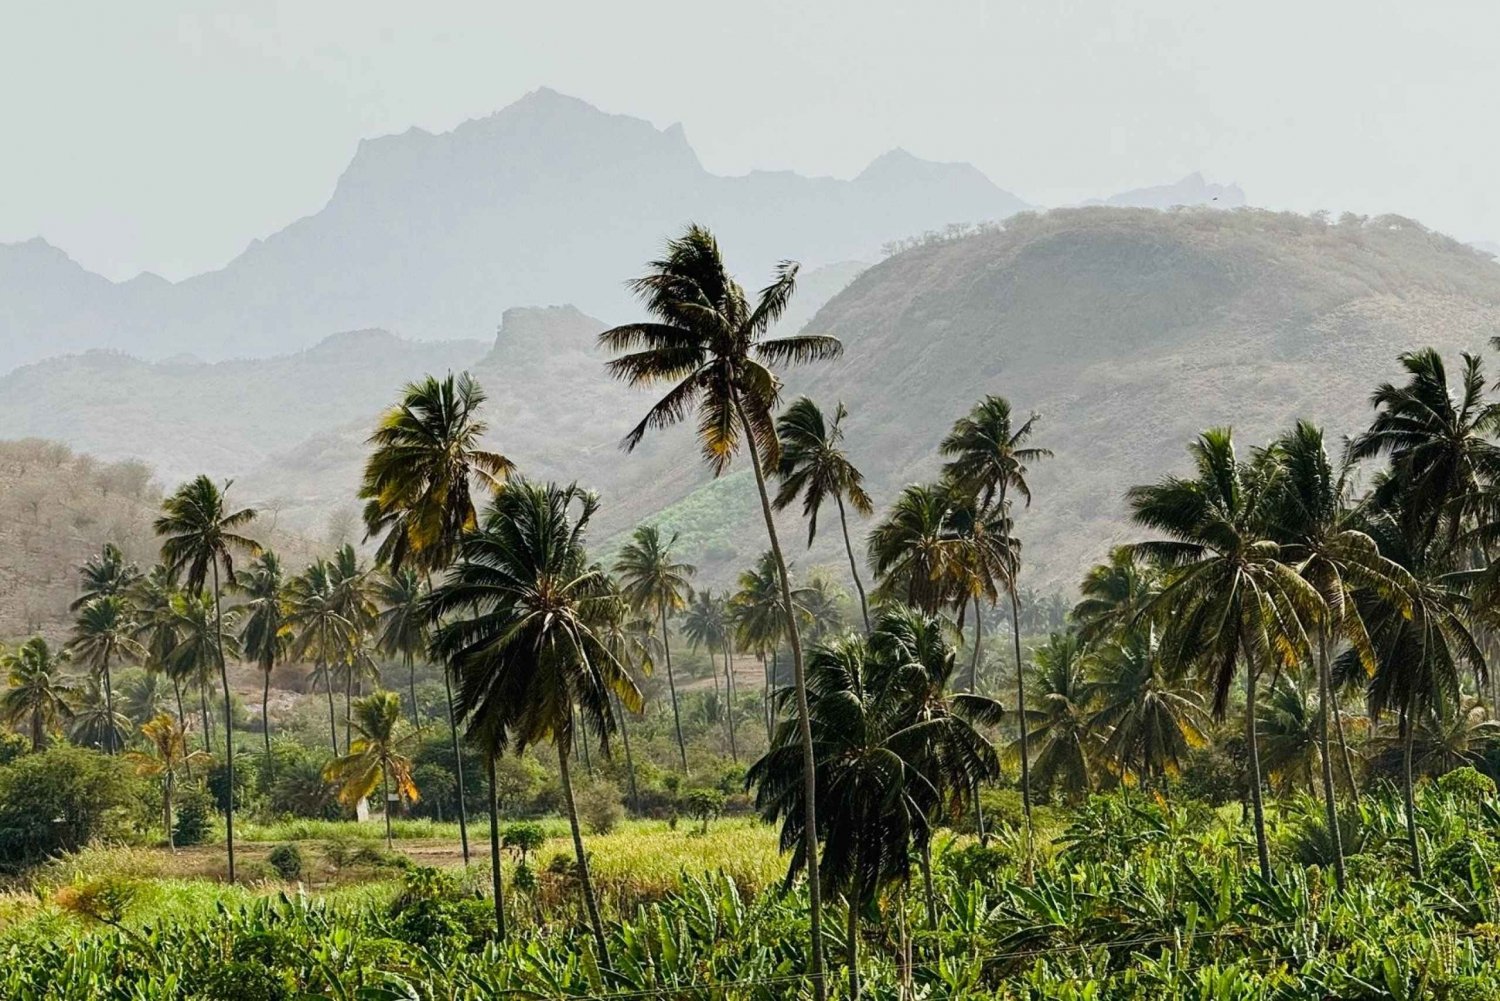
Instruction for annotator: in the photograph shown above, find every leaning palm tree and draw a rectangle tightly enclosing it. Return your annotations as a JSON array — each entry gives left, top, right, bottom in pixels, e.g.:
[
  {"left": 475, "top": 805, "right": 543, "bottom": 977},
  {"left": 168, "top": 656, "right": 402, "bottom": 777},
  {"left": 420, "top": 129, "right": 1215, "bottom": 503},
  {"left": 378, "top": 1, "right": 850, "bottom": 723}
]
[
  {"left": 128, "top": 714, "right": 210, "bottom": 851},
  {"left": 359, "top": 371, "right": 513, "bottom": 866},
  {"left": 323, "top": 691, "right": 419, "bottom": 848},
  {"left": 1127, "top": 428, "right": 1318, "bottom": 881},
  {"left": 940, "top": 395, "right": 1051, "bottom": 834},
  {"left": 774, "top": 398, "right": 875, "bottom": 630},
  {"left": 1, "top": 638, "right": 76, "bottom": 751},
  {"left": 155, "top": 474, "right": 258, "bottom": 883},
  {"left": 71, "top": 542, "right": 142, "bottom": 611},
  {"left": 601, "top": 226, "right": 842, "bottom": 994},
  {"left": 430, "top": 480, "right": 640, "bottom": 961},
  {"left": 236, "top": 551, "right": 289, "bottom": 774},
  {"left": 374, "top": 568, "right": 430, "bottom": 732},
  {"left": 614, "top": 526, "right": 695, "bottom": 772},
  {"left": 69, "top": 595, "right": 140, "bottom": 754}
]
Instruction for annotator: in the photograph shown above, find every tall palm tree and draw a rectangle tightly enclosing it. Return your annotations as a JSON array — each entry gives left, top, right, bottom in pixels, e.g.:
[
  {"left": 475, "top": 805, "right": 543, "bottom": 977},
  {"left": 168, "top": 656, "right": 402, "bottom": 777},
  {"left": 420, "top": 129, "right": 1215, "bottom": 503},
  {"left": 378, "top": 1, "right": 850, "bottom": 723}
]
[
  {"left": 69, "top": 595, "right": 140, "bottom": 754},
  {"left": 1016, "top": 632, "right": 1094, "bottom": 802},
  {"left": 430, "top": 480, "right": 640, "bottom": 961},
  {"left": 131, "top": 567, "right": 191, "bottom": 771},
  {"left": 601, "top": 226, "right": 842, "bottom": 995},
  {"left": 868, "top": 483, "right": 963, "bottom": 616},
  {"left": 1128, "top": 428, "right": 1318, "bottom": 881},
  {"left": 2, "top": 639, "right": 75, "bottom": 751},
  {"left": 1072, "top": 547, "right": 1161, "bottom": 645},
  {"left": 774, "top": 398, "right": 875, "bottom": 630},
  {"left": 286, "top": 559, "right": 353, "bottom": 755},
  {"left": 155, "top": 474, "right": 258, "bottom": 883},
  {"left": 614, "top": 526, "right": 695, "bottom": 772},
  {"left": 597, "top": 583, "right": 655, "bottom": 811},
  {"left": 71, "top": 542, "right": 142, "bottom": 611},
  {"left": 167, "top": 590, "right": 240, "bottom": 757},
  {"left": 68, "top": 679, "right": 133, "bottom": 752},
  {"left": 323, "top": 691, "right": 419, "bottom": 848},
  {"left": 682, "top": 588, "right": 737, "bottom": 760},
  {"left": 236, "top": 551, "right": 289, "bottom": 775},
  {"left": 1087, "top": 626, "right": 1208, "bottom": 790},
  {"left": 128, "top": 714, "right": 210, "bottom": 851},
  {"left": 732, "top": 551, "right": 791, "bottom": 741},
  {"left": 328, "top": 544, "right": 378, "bottom": 752},
  {"left": 374, "top": 568, "right": 430, "bottom": 732},
  {"left": 940, "top": 395, "right": 1052, "bottom": 834},
  {"left": 360, "top": 371, "right": 513, "bottom": 867}
]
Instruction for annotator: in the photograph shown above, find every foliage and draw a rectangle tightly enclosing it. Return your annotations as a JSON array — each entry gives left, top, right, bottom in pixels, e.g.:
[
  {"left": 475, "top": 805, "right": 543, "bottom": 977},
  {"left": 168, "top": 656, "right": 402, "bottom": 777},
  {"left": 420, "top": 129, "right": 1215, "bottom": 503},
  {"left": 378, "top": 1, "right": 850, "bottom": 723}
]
[
  {"left": 266, "top": 842, "right": 303, "bottom": 881},
  {"left": 0, "top": 745, "right": 140, "bottom": 870}
]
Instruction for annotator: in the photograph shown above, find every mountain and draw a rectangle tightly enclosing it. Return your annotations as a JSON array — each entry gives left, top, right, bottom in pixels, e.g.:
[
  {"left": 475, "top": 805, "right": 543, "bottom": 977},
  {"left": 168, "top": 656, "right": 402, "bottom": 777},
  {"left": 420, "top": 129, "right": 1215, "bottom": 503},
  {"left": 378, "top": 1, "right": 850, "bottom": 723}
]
[
  {"left": 1094, "top": 172, "right": 1246, "bottom": 210},
  {"left": 0, "top": 89, "right": 1025, "bottom": 373}
]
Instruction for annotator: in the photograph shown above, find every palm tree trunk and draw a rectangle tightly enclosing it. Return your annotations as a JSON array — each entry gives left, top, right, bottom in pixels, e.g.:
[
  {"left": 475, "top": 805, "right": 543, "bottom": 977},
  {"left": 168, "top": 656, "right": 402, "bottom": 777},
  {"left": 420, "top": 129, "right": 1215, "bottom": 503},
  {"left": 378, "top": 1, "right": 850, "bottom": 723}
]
[
  {"left": 172, "top": 676, "right": 193, "bottom": 781},
  {"left": 765, "top": 652, "right": 775, "bottom": 741},
  {"left": 1316, "top": 630, "right": 1346, "bottom": 893},
  {"left": 211, "top": 562, "right": 236, "bottom": 884},
  {"left": 383, "top": 771, "right": 394, "bottom": 849},
  {"left": 486, "top": 754, "right": 507, "bottom": 939},
  {"left": 102, "top": 649, "right": 116, "bottom": 754},
  {"left": 847, "top": 867, "right": 861, "bottom": 1001},
  {"left": 578, "top": 724, "right": 594, "bottom": 778},
  {"left": 1009, "top": 587, "right": 1032, "bottom": 843},
  {"left": 738, "top": 399, "right": 826, "bottom": 1001},
  {"left": 723, "top": 642, "right": 738, "bottom": 762},
  {"left": 344, "top": 669, "right": 353, "bottom": 756},
  {"left": 262, "top": 667, "right": 273, "bottom": 781},
  {"left": 1241, "top": 635, "right": 1271, "bottom": 883},
  {"left": 558, "top": 736, "right": 609, "bottom": 965},
  {"left": 407, "top": 654, "right": 424, "bottom": 734},
  {"left": 660, "top": 609, "right": 688, "bottom": 773},
  {"left": 1402, "top": 696, "right": 1423, "bottom": 877},
  {"left": 199, "top": 685, "right": 214, "bottom": 755},
  {"left": 615, "top": 692, "right": 640, "bottom": 813},
  {"left": 1329, "top": 684, "right": 1359, "bottom": 796},
  {"left": 442, "top": 663, "right": 471, "bottom": 866},
  {"left": 919, "top": 839, "right": 938, "bottom": 928},
  {"left": 30, "top": 710, "right": 41, "bottom": 753},
  {"left": 164, "top": 771, "right": 176, "bottom": 852},
  {"left": 969, "top": 596, "right": 983, "bottom": 693},
  {"left": 835, "top": 495, "right": 870, "bottom": 632}
]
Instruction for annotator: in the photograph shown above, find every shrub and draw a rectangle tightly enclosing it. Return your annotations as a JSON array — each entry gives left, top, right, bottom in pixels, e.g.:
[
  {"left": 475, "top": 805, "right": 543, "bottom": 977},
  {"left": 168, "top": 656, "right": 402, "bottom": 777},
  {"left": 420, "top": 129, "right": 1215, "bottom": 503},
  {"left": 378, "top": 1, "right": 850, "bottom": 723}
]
[
  {"left": 576, "top": 779, "right": 623, "bottom": 834},
  {"left": 267, "top": 842, "right": 303, "bottom": 881},
  {"left": 501, "top": 821, "right": 545, "bottom": 864},
  {"left": 193, "top": 962, "right": 290, "bottom": 1001},
  {"left": 682, "top": 789, "right": 725, "bottom": 832},
  {"left": 1438, "top": 765, "right": 1496, "bottom": 799},
  {"left": 262, "top": 742, "right": 340, "bottom": 820},
  {"left": 173, "top": 785, "right": 214, "bottom": 847},
  {"left": 0, "top": 745, "right": 141, "bottom": 870}
]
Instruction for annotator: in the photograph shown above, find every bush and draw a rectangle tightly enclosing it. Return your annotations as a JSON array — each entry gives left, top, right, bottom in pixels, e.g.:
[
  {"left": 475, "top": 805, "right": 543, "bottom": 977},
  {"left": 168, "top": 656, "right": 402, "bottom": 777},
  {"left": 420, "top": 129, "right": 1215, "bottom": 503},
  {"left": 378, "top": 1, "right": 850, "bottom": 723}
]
[
  {"left": 502, "top": 821, "right": 545, "bottom": 864},
  {"left": 173, "top": 785, "right": 214, "bottom": 847},
  {"left": 0, "top": 745, "right": 141, "bottom": 870},
  {"left": 682, "top": 789, "right": 725, "bottom": 832},
  {"left": 267, "top": 842, "right": 303, "bottom": 881},
  {"left": 576, "top": 779, "right": 623, "bottom": 835},
  {"left": 1437, "top": 765, "right": 1496, "bottom": 799},
  {"left": 262, "top": 742, "right": 340, "bottom": 820}
]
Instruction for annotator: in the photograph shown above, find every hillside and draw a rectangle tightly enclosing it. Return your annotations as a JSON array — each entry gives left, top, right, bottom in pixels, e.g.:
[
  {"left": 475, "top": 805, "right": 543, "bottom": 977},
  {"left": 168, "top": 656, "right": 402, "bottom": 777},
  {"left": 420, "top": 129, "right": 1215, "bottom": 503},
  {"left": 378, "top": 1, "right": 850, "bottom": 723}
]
[{"left": 0, "top": 89, "right": 1026, "bottom": 371}]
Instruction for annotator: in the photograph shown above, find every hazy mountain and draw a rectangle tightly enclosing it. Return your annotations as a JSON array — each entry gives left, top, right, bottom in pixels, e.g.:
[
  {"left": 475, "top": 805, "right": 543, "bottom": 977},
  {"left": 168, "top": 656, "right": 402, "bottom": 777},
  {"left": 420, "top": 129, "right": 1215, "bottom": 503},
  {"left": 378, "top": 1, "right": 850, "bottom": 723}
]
[
  {"left": 0, "top": 89, "right": 1024, "bottom": 373},
  {"left": 1093, "top": 172, "right": 1246, "bottom": 210}
]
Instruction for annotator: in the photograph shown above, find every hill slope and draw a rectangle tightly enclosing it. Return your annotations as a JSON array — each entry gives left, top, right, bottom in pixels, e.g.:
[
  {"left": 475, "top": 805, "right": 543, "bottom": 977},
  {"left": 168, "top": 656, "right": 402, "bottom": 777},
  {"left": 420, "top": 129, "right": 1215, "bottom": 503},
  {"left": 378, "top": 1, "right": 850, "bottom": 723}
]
[{"left": 0, "top": 89, "right": 1026, "bottom": 371}]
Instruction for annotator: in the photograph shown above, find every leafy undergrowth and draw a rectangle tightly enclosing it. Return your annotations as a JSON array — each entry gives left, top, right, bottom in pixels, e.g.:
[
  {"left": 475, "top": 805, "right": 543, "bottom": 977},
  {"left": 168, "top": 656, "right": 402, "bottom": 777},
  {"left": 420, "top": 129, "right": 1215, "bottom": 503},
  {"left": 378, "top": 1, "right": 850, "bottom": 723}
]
[{"left": 5, "top": 789, "right": 1500, "bottom": 998}]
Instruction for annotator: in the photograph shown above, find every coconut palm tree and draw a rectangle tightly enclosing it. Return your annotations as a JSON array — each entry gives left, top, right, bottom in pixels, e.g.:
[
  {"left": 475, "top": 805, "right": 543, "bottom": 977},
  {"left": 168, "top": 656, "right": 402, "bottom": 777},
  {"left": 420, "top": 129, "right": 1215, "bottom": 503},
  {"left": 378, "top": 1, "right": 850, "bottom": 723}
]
[
  {"left": 1127, "top": 428, "right": 1319, "bottom": 881},
  {"left": 236, "top": 551, "right": 288, "bottom": 774},
  {"left": 939, "top": 395, "right": 1052, "bottom": 835},
  {"left": 1073, "top": 547, "right": 1161, "bottom": 645},
  {"left": 597, "top": 584, "right": 655, "bottom": 812},
  {"left": 359, "top": 371, "right": 513, "bottom": 867},
  {"left": 600, "top": 226, "right": 842, "bottom": 994},
  {"left": 1, "top": 638, "right": 76, "bottom": 751},
  {"left": 166, "top": 590, "right": 240, "bottom": 758},
  {"left": 117, "top": 669, "right": 171, "bottom": 727},
  {"left": 374, "top": 568, "right": 430, "bottom": 732},
  {"left": 128, "top": 714, "right": 210, "bottom": 851},
  {"left": 155, "top": 474, "right": 258, "bottom": 882},
  {"left": 1016, "top": 632, "right": 1094, "bottom": 802},
  {"left": 682, "top": 588, "right": 737, "bottom": 760},
  {"left": 286, "top": 558, "right": 353, "bottom": 756},
  {"left": 68, "top": 679, "right": 132, "bottom": 753},
  {"left": 68, "top": 595, "right": 140, "bottom": 754},
  {"left": 1086, "top": 626, "right": 1208, "bottom": 790},
  {"left": 322, "top": 691, "right": 419, "bottom": 848},
  {"left": 774, "top": 398, "right": 875, "bottom": 630},
  {"left": 328, "top": 545, "right": 378, "bottom": 751},
  {"left": 1255, "top": 673, "right": 1322, "bottom": 796},
  {"left": 429, "top": 480, "right": 640, "bottom": 961},
  {"left": 131, "top": 568, "right": 191, "bottom": 769},
  {"left": 732, "top": 551, "right": 791, "bottom": 741},
  {"left": 614, "top": 526, "right": 695, "bottom": 772},
  {"left": 71, "top": 542, "right": 142, "bottom": 611},
  {"left": 868, "top": 484, "right": 961, "bottom": 617}
]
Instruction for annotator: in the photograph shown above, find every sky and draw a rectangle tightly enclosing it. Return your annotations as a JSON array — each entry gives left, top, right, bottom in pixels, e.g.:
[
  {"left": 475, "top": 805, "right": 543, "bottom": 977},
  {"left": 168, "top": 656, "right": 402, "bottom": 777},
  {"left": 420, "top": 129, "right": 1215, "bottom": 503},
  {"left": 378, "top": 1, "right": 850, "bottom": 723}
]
[{"left": 3, "top": 0, "right": 1498, "bottom": 281}]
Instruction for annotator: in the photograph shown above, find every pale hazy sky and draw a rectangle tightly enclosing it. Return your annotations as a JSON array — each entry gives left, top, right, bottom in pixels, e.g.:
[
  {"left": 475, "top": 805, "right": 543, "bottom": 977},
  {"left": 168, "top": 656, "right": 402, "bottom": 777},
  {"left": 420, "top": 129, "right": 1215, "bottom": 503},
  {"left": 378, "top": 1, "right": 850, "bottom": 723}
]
[{"left": 3, "top": 0, "right": 1497, "bottom": 281}]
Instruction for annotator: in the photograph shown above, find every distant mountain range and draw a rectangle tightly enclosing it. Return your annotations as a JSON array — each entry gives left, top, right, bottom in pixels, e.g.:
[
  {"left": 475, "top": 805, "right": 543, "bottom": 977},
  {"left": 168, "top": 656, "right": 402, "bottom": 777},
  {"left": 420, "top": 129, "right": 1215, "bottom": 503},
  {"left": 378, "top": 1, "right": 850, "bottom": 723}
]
[{"left": 0, "top": 88, "right": 1250, "bottom": 375}]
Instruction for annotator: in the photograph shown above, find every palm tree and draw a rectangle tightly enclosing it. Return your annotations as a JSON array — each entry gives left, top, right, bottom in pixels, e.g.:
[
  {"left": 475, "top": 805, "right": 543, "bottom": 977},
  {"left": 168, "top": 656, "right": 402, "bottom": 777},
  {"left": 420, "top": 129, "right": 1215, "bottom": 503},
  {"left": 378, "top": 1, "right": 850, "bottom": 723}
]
[
  {"left": 360, "top": 371, "right": 514, "bottom": 867},
  {"left": 131, "top": 567, "right": 191, "bottom": 770},
  {"left": 71, "top": 542, "right": 142, "bottom": 611},
  {"left": 167, "top": 590, "right": 241, "bottom": 758},
  {"left": 614, "top": 526, "right": 695, "bottom": 772},
  {"left": 323, "top": 691, "right": 419, "bottom": 848},
  {"left": 155, "top": 474, "right": 258, "bottom": 883},
  {"left": 1, "top": 638, "right": 76, "bottom": 751},
  {"left": 1255, "top": 674, "right": 1322, "bottom": 795},
  {"left": 1087, "top": 626, "right": 1208, "bottom": 790},
  {"left": 1017, "top": 632, "right": 1094, "bottom": 802},
  {"left": 732, "top": 551, "right": 790, "bottom": 741},
  {"left": 374, "top": 568, "right": 430, "bottom": 732},
  {"left": 128, "top": 714, "right": 210, "bottom": 851},
  {"left": 598, "top": 584, "right": 655, "bottom": 811},
  {"left": 682, "top": 588, "right": 737, "bottom": 760},
  {"left": 1128, "top": 428, "right": 1318, "bottom": 881},
  {"left": 69, "top": 679, "right": 132, "bottom": 752},
  {"left": 328, "top": 544, "right": 378, "bottom": 752},
  {"left": 117, "top": 669, "right": 171, "bottom": 727},
  {"left": 868, "top": 484, "right": 960, "bottom": 616},
  {"left": 774, "top": 398, "right": 875, "bottom": 629},
  {"left": 601, "top": 226, "right": 842, "bottom": 994},
  {"left": 286, "top": 558, "right": 353, "bottom": 755},
  {"left": 940, "top": 395, "right": 1052, "bottom": 835},
  {"left": 1073, "top": 547, "right": 1161, "bottom": 645},
  {"left": 69, "top": 595, "right": 140, "bottom": 754},
  {"left": 430, "top": 480, "right": 640, "bottom": 961},
  {"left": 236, "top": 551, "right": 288, "bottom": 775}
]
